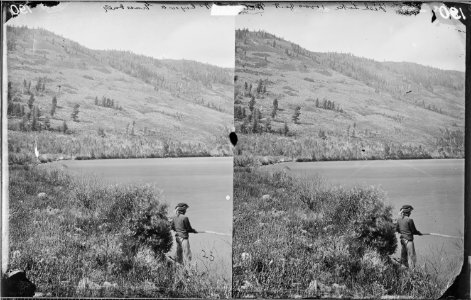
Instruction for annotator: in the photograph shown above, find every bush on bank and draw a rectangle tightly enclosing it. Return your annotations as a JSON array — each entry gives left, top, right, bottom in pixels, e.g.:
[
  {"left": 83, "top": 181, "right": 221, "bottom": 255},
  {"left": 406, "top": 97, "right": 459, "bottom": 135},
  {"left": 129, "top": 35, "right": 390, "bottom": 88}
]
[
  {"left": 233, "top": 168, "right": 445, "bottom": 298},
  {"left": 8, "top": 165, "right": 229, "bottom": 297}
]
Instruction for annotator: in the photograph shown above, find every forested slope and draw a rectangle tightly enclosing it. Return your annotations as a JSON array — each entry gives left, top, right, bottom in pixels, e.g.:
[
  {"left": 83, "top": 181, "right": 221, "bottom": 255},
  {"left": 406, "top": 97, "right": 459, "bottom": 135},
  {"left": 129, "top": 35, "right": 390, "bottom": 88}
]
[
  {"left": 234, "top": 29, "right": 464, "bottom": 163},
  {"left": 7, "top": 26, "right": 233, "bottom": 163}
]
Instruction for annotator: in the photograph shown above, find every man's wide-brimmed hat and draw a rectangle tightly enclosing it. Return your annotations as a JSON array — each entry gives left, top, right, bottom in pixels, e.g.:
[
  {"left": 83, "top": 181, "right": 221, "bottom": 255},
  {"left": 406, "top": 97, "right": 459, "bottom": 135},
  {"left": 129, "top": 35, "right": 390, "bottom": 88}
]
[
  {"left": 175, "top": 203, "right": 189, "bottom": 213},
  {"left": 175, "top": 203, "right": 189, "bottom": 209},
  {"left": 400, "top": 204, "right": 413, "bottom": 213}
]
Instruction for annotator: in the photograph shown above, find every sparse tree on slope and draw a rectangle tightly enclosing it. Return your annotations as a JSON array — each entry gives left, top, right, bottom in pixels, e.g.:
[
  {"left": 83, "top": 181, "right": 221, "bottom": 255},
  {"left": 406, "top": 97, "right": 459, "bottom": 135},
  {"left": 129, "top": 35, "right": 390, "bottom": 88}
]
[
  {"left": 249, "top": 96, "right": 256, "bottom": 113},
  {"left": 251, "top": 109, "right": 260, "bottom": 133},
  {"left": 19, "top": 116, "right": 27, "bottom": 131},
  {"left": 31, "top": 109, "right": 38, "bottom": 131},
  {"left": 71, "top": 104, "right": 80, "bottom": 122},
  {"left": 271, "top": 98, "right": 278, "bottom": 118},
  {"left": 265, "top": 117, "right": 272, "bottom": 133},
  {"left": 283, "top": 122, "right": 289, "bottom": 136},
  {"left": 28, "top": 94, "right": 35, "bottom": 110},
  {"left": 35, "top": 79, "right": 42, "bottom": 93},
  {"left": 62, "top": 121, "right": 68, "bottom": 133},
  {"left": 131, "top": 120, "right": 136, "bottom": 135},
  {"left": 51, "top": 96, "right": 57, "bottom": 116},
  {"left": 44, "top": 116, "right": 51, "bottom": 130},
  {"left": 292, "top": 106, "right": 301, "bottom": 124}
]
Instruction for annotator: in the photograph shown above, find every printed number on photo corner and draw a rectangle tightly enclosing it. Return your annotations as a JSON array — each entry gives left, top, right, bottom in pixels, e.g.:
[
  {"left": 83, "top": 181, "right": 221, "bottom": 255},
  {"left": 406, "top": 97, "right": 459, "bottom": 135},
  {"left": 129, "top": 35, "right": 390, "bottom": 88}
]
[
  {"left": 434, "top": 5, "right": 466, "bottom": 20},
  {"left": 10, "top": 4, "right": 32, "bottom": 16}
]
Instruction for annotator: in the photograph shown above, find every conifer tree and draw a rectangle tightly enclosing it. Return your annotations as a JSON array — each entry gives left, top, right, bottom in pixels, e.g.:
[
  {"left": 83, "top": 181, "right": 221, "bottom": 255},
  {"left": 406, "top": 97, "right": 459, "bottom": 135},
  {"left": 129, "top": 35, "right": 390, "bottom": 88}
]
[
  {"left": 51, "top": 96, "right": 57, "bottom": 116},
  {"left": 71, "top": 104, "right": 80, "bottom": 122},
  {"left": 28, "top": 94, "right": 35, "bottom": 110},
  {"left": 272, "top": 98, "right": 278, "bottom": 118},
  {"left": 283, "top": 122, "right": 289, "bottom": 136},
  {"left": 251, "top": 109, "right": 259, "bottom": 133},
  {"left": 256, "top": 79, "right": 263, "bottom": 94},
  {"left": 31, "top": 111, "right": 38, "bottom": 131},
  {"left": 265, "top": 117, "right": 272, "bottom": 132},
  {"left": 131, "top": 120, "right": 135, "bottom": 135},
  {"left": 249, "top": 96, "right": 256, "bottom": 112},
  {"left": 44, "top": 116, "right": 51, "bottom": 130},
  {"left": 292, "top": 106, "right": 301, "bottom": 124},
  {"left": 62, "top": 121, "right": 68, "bottom": 133}
]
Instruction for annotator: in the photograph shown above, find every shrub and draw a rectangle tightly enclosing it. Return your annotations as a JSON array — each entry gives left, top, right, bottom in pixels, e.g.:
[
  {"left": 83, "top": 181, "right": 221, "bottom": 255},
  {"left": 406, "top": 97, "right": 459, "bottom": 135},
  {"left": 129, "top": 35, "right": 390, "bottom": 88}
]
[
  {"left": 121, "top": 192, "right": 173, "bottom": 260},
  {"left": 8, "top": 166, "right": 227, "bottom": 297},
  {"left": 233, "top": 168, "right": 445, "bottom": 298}
]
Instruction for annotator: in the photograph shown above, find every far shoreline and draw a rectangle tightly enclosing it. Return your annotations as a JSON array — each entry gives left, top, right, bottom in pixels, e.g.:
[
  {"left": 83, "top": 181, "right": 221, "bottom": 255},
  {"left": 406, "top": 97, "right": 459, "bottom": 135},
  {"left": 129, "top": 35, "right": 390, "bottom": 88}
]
[
  {"left": 8, "top": 153, "right": 234, "bottom": 168},
  {"left": 235, "top": 154, "right": 465, "bottom": 168}
]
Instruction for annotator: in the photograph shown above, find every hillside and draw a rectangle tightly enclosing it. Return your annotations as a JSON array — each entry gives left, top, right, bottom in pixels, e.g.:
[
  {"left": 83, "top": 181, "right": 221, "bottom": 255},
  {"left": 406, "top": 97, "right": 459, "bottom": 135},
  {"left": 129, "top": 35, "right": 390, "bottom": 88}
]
[
  {"left": 6, "top": 26, "right": 233, "bottom": 164},
  {"left": 234, "top": 29, "right": 465, "bottom": 163}
]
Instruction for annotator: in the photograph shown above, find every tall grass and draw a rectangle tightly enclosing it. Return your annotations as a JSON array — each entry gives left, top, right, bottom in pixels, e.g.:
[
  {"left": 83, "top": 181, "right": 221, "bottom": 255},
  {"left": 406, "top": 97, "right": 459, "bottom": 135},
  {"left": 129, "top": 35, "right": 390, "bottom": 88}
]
[
  {"left": 233, "top": 168, "right": 448, "bottom": 298},
  {"left": 234, "top": 132, "right": 461, "bottom": 167},
  {"left": 8, "top": 131, "right": 232, "bottom": 165},
  {"left": 8, "top": 165, "right": 230, "bottom": 297}
]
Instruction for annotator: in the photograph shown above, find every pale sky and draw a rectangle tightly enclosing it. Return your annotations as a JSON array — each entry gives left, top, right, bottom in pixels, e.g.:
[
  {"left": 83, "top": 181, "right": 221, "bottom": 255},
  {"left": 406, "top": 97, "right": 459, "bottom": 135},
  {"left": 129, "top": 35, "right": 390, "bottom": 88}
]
[
  {"left": 7, "top": 2, "right": 466, "bottom": 71},
  {"left": 7, "top": 2, "right": 235, "bottom": 68},
  {"left": 237, "top": 3, "right": 466, "bottom": 71}
]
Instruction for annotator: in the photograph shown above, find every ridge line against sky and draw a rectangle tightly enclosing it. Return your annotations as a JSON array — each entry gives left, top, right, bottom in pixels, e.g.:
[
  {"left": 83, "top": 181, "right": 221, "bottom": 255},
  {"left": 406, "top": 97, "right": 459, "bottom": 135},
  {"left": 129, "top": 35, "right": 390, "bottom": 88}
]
[
  {"left": 7, "top": 24, "right": 234, "bottom": 70},
  {"left": 6, "top": 2, "right": 235, "bottom": 68},
  {"left": 6, "top": 2, "right": 466, "bottom": 71},
  {"left": 237, "top": 28, "right": 464, "bottom": 73},
  {"left": 236, "top": 3, "right": 466, "bottom": 72}
]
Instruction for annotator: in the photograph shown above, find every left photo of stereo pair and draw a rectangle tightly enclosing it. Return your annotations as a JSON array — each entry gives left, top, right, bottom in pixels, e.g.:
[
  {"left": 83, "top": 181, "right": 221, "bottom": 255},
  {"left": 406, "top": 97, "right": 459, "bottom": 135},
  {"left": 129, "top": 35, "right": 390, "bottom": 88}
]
[{"left": 2, "top": 2, "right": 234, "bottom": 298}]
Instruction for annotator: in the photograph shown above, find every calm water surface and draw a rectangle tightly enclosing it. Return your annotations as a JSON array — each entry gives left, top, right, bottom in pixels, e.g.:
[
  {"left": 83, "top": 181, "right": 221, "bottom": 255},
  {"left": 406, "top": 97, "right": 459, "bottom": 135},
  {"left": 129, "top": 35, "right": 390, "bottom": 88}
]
[
  {"left": 265, "top": 159, "right": 464, "bottom": 271},
  {"left": 58, "top": 157, "right": 233, "bottom": 278}
]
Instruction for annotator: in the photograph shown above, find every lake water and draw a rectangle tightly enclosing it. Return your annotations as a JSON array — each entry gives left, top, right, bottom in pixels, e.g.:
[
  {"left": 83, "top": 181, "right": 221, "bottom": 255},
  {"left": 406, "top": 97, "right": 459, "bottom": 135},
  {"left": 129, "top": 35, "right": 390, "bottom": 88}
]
[
  {"left": 57, "top": 157, "right": 464, "bottom": 281},
  {"left": 265, "top": 159, "right": 464, "bottom": 275},
  {"left": 58, "top": 157, "right": 233, "bottom": 279}
]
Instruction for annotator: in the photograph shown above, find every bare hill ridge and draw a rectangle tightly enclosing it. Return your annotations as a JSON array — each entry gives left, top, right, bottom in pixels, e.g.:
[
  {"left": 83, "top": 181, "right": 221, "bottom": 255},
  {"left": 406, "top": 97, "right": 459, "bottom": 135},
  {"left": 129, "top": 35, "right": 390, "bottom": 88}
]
[
  {"left": 7, "top": 26, "right": 233, "bottom": 163},
  {"left": 234, "top": 29, "right": 464, "bottom": 162}
]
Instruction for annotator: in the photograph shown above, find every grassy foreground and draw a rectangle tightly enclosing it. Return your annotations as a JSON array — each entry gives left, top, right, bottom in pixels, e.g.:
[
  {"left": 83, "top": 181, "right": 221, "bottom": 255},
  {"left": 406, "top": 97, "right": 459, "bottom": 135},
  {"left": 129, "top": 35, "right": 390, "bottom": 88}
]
[
  {"left": 233, "top": 168, "right": 449, "bottom": 298},
  {"left": 8, "top": 165, "right": 230, "bottom": 298}
]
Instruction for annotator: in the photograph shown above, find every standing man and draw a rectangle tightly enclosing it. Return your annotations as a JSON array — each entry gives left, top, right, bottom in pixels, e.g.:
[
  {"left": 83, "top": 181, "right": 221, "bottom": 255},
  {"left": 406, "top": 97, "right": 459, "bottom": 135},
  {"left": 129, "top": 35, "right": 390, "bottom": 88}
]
[
  {"left": 170, "top": 203, "right": 198, "bottom": 265},
  {"left": 396, "top": 204, "right": 422, "bottom": 268}
]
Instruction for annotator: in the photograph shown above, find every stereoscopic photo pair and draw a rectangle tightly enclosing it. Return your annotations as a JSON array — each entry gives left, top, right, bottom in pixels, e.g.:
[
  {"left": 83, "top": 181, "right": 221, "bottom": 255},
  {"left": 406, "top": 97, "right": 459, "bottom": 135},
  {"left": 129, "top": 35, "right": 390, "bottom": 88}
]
[{"left": 2, "top": 1, "right": 468, "bottom": 299}]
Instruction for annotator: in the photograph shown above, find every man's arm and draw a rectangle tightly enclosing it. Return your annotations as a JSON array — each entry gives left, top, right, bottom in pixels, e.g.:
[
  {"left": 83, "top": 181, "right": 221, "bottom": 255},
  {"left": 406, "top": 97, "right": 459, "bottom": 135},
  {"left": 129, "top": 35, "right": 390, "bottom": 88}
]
[
  {"left": 409, "top": 219, "right": 422, "bottom": 235},
  {"left": 169, "top": 217, "right": 175, "bottom": 231},
  {"left": 183, "top": 217, "right": 197, "bottom": 233}
]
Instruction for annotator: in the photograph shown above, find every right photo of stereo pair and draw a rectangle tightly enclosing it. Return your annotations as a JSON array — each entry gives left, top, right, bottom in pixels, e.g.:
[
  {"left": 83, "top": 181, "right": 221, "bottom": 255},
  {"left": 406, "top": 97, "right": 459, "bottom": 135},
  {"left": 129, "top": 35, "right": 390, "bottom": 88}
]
[{"left": 233, "top": 2, "right": 465, "bottom": 299}]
